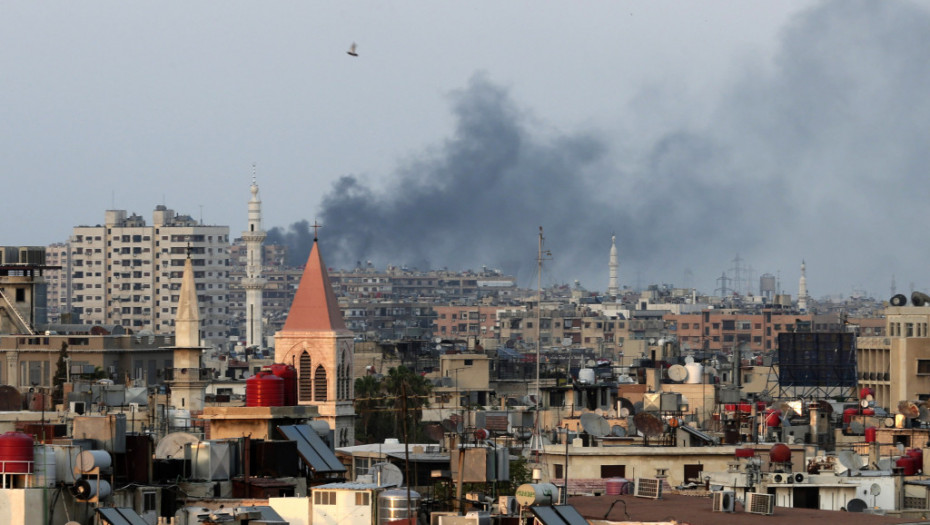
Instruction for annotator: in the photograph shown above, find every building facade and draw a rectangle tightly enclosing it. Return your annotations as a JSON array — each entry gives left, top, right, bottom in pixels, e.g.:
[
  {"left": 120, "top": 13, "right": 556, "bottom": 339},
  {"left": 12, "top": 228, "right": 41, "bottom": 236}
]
[{"left": 61, "top": 207, "right": 230, "bottom": 349}]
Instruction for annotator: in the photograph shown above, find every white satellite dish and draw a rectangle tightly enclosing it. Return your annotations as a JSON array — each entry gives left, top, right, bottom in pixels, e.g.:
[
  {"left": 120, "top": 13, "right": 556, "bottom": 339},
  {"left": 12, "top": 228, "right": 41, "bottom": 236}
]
[
  {"left": 154, "top": 432, "right": 200, "bottom": 459},
  {"left": 869, "top": 483, "right": 881, "bottom": 496},
  {"left": 370, "top": 462, "right": 404, "bottom": 487},
  {"left": 836, "top": 450, "right": 863, "bottom": 472},
  {"left": 684, "top": 356, "right": 695, "bottom": 365}
]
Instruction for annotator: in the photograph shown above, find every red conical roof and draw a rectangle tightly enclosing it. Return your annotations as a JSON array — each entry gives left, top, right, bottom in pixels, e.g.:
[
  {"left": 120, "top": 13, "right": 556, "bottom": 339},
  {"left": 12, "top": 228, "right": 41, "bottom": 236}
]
[{"left": 282, "top": 240, "right": 346, "bottom": 331}]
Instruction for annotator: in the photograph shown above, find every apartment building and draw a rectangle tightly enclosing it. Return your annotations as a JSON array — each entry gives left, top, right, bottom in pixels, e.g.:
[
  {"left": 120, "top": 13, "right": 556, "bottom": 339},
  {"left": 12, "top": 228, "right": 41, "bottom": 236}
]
[
  {"left": 858, "top": 306, "right": 930, "bottom": 412},
  {"left": 63, "top": 207, "right": 230, "bottom": 349},
  {"left": 44, "top": 243, "right": 69, "bottom": 324}
]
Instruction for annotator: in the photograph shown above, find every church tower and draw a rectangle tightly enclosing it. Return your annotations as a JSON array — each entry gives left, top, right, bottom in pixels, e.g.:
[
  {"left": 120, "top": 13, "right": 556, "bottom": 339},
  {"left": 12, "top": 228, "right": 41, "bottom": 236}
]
[
  {"left": 166, "top": 253, "right": 209, "bottom": 412},
  {"left": 798, "top": 260, "right": 809, "bottom": 313},
  {"left": 608, "top": 235, "right": 619, "bottom": 298},
  {"left": 242, "top": 175, "right": 267, "bottom": 348},
  {"left": 274, "top": 233, "right": 355, "bottom": 446}
]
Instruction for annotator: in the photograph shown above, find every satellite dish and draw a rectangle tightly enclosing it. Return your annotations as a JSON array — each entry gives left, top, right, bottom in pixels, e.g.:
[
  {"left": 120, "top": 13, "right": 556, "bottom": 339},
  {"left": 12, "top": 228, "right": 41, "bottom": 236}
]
[
  {"left": 705, "top": 366, "right": 718, "bottom": 377},
  {"left": 869, "top": 483, "right": 881, "bottom": 496},
  {"left": 898, "top": 400, "right": 920, "bottom": 419},
  {"left": 633, "top": 412, "right": 664, "bottom": 437},
  {"left": 883, "top": 417, "right": 896, "bottom": 428},
  {"left": 611, "top": 425, "right": 626, "bottom": 437},
  {"left": 846, "top": 498, "right": 868, "bottom": 512},
  {"left": 619, "top": 407, "right": 631, "bottom": 418},
  {"left": 837, "top": 450, "right": 863, "bottom": 472},
  {"left": 580, "top": 413, "right": 611, "bottom": 437},
  {"left": 684, "top": 356, "right": 695, "bottom": 365},
  {"left": 154, "top": 432, "right": 200, "bottom": 460},
  {"left": 668, "top": 365, "right": 688, "bottom": 382},
  {"left": 860, "top": 399, "right": 870, "bottom": 408},
  {"left": 370, "top": 463, "right": 403, "bottom": 487},
  {"left": 424, "top": 423, "right": 445, "bottom": 442}
]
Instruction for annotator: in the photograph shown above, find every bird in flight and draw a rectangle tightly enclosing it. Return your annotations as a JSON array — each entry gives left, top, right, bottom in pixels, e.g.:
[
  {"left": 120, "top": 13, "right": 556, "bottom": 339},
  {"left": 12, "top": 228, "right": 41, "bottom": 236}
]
[{"left": 347, "top": 42, "right": 358, "bottom": 57}]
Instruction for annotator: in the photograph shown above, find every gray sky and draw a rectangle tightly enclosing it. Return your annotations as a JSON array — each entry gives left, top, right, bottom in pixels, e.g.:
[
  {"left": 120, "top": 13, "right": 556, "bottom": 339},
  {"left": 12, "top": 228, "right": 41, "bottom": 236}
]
[{"left": 3, "top": 1, "right": 928, "bottom": 299}]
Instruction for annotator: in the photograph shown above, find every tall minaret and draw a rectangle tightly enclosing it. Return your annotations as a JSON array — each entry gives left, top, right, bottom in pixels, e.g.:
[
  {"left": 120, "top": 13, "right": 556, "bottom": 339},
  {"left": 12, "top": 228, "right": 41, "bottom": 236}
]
[
  {"left": 798, "top": 260, "right": 809, "bottom": 312},
  {"left": 608, "top": 235, "right": 619, "bottom": 298},
  {"left": 167, "top": 252, "right": 208, "bottom": 412},
  {"left": 242, "top": 174, "right": 267, "bottom": 349}
]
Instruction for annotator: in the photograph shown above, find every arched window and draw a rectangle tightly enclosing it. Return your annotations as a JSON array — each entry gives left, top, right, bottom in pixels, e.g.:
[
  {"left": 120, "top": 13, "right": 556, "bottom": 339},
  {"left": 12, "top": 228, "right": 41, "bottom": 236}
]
[
  {"left": 314, "top": 365, "right": 328, "bottom": 401},
  {"left": 298, "top": 352, "right": 312, "bottom": 402}
]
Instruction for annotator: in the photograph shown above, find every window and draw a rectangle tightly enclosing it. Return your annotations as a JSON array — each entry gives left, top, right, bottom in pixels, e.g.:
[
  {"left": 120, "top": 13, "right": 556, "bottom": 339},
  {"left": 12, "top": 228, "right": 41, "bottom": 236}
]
[
  {"left": 314, "top": 491, "right": 336, "bottom": 505},
  {"left": 355, "top": 492, "right": 370, "bottom": 506},
  {"left": 554, "top": 464, "right": 563, "bottom": 479},
  {"left": 601, "top": 465, "right": 625, "bottom": 477},
  {"left": 143, "top": 491, "right": 157, "bottom": 512},
  {"left": 917, "top": 360, "right": 930, "bottom": 376}
]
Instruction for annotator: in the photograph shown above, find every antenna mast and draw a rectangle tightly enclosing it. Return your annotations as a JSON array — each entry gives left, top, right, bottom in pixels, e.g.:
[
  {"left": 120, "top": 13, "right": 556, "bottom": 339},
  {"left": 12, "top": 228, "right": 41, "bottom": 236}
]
[{"left": 535, "top": 227, "right": 551, "bottom": 451}]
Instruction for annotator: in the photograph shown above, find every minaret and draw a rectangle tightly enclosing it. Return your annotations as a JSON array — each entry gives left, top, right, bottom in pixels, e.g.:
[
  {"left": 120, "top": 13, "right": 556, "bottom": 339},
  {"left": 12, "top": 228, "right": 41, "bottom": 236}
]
[
  {"left": 167, "top": 252, "right": 209, "bottom": 412},
  {"left": 274, "top": 227, "right": 355, "bottom": 447},
  {"left": 798, "top": 260, "right": 808, "bottom": 312},
  {"left": 608, "top": 235, "right": 619, "bottom": 298},
  {"left": 242, "top": 174, "right": 267, "bottom": 349}
]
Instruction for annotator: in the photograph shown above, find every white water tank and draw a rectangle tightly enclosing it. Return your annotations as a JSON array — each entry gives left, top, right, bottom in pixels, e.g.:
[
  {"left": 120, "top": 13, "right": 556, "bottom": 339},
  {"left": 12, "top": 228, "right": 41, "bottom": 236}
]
[
  {"left": 32, "top": 445, "right": 56, "bottom": 488},
  {"left": 578, "top": 368, "right": 595, "bottom": 384},
  {"left": 684, "top": 362, "right": 703, "bottom": 384}
]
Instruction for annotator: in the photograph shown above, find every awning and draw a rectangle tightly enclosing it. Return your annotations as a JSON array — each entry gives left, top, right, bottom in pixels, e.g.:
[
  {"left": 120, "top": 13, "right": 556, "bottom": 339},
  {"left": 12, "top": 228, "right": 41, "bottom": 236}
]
[
  {"left": 97, "top": 507, "right": 150, "bottom": 525},
  {"left": 278, "top": 424, "right": 347, "bottom": 474},
  {"left": 529, "top": 505, "right": 589, "bottom": 525}
]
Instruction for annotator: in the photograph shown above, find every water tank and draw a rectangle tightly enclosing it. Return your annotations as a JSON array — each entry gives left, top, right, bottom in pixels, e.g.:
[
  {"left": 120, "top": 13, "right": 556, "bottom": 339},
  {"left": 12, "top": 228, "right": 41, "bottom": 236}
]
[
  {"left": 684, "top": 362, "right": 703, "bottom": 384},
  {"left": 769, "top": 443, "right": 791, "bottom": 463},
  {"left": 578, "top": 368, "right": 595, "bottom": 384},
  {"left": 605, "top": 478, "right": 628, "bottom": 495},
  {"left": 270, "top": 364, "right": 298, "bottom": 406},
  {"left": 75, "top": 450, "right": 112, "bottom": 474},
  {"left": 515, "top": 483, "right": 559, "bottom": 506},
  {"left": 377, "top": 488, "right": 420, "bottom": 525},
  {"left": 896, "top": 456, "right": 918, "bottom": 475},
  {"left": 0, "top": 432, "right": 34, "bottom": 473},
  {"left": 908, "top": 449, "right": 924, "bottom": 472},
  {"left": 32, "top": 445, "right": 56, "bottom": 487},
  {"left": 865, "top": 427, "right": 877, "bottom": 443},
  {"left": 246, "top": 370, "right": 284, "bottom": 407},
  {"left": 765, "top": 409, "right": 782, "bottom": 427}
]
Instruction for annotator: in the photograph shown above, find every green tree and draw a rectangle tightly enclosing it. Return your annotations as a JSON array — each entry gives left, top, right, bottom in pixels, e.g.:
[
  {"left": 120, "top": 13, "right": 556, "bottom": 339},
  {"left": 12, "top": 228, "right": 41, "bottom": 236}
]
[
  {"left": 355, "top": 375, "right": 388, "bottom": 443},
  {"left": 383, "top": 366, "right": 432, "bottom": 440},
  {"left": 51, "top": 342, "right": 68, "bottom": 405}
]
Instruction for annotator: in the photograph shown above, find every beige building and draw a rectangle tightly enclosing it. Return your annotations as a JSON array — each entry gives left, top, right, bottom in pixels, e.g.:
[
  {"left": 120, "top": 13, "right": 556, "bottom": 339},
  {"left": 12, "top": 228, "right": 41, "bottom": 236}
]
[
  {"left": 274, "top": 238, "right": 356, "bottom": 447},
  {"left": 62, "top": 207, "right": 230, "bottom": 348},
  {"left": 858, "top": 305, "right": 930, "bottom": 412}
]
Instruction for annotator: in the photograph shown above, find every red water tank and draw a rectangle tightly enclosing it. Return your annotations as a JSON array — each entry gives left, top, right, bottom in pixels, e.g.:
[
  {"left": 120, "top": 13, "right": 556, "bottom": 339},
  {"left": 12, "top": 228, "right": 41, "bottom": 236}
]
[
  {"left": 765, "top": 409, "right": 782, "bottom": 427},
  {"left": 859, "top": 387, "right": 874, "bottom": 399},
  {"left": 735, "top": 448, "right": 756, "bottom": 458},
  {"left": 605, "top": 478, "right": 628, "bottom": 495},
  {"left": 0, "top": 432, "right": 34, "bottom": 473},
  {"left": 270, "top": 363, "right": 298, "bottom": 406},
  {"left": 739, "top": 403, "right": 752, "bottom": 413},
  {"left": 896, "top": 456, "right": 918, "bottom": 475},
  {"left": 843, "top": 408, "right": 859, "bottom": 424},
  {"left": 769, "top": 443, "right": 792, "bottom": 463},
  {"left": 865, "top": 427, "right": 877, "bottom": 442},
  {"left": 908, "top": 449, "right": 924, "bottom": 472},
  {"left": 246, "top": 371, "right": 284, "bottom": 407}
]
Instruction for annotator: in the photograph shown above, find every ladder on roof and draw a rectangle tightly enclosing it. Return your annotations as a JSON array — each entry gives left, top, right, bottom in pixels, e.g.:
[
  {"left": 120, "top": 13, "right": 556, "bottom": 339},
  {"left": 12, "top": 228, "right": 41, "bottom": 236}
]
[{"left": 0, "top": 288, "right": 35, "bottom": 335}]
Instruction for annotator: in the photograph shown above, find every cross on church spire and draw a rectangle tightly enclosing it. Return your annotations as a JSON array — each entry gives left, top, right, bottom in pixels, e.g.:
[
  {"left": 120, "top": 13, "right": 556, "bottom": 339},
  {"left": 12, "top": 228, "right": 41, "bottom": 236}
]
[{"left": 312, "top": 220, "right": 322, "bottom": 241}]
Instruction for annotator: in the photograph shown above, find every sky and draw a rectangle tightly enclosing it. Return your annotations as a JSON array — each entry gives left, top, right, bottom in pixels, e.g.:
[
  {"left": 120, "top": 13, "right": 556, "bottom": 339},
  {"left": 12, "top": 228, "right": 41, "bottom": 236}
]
[{"left": 3, "top": 1, "right": 930, "bottom": 300}]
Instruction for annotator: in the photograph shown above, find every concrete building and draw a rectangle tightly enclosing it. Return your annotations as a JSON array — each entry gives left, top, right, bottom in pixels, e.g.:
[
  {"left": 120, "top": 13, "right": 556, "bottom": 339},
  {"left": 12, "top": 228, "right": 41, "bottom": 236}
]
[
  {"left": 857, "top": 305, "right": 930, "bottom": 412},
  {"left": 64, "top": 207, "right": 230, "bottom": 349},
  {"left": 274, "top": 236, "right": 356, "bottom": 447},
  {"left": 44, "top": 243, "right": 69, "bottom": 324}
]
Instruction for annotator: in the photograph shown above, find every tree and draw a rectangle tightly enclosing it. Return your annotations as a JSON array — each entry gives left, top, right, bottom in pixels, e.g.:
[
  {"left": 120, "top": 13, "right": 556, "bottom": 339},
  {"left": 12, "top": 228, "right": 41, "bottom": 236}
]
[
  {"left": 383, "top": 366, "right": 432, "bottom": 440},
  {"left": 51, "top": 341, "right": 68, "bottom": 405},
  {"left": 354, "top": 375, "right": 388, "bottom": 443}
]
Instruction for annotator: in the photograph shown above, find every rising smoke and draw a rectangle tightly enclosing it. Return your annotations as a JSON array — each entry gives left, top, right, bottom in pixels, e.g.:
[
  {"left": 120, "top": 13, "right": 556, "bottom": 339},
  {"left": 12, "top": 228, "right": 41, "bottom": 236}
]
[{"left": 271, "top": 0, "right": 930, "bottom": 296}]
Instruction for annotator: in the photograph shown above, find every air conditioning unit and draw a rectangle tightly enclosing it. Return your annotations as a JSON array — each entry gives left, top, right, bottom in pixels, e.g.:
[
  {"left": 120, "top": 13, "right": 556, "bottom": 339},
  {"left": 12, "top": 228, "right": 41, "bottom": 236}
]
[
  {"left": 633, "top": 477, "right": 662, "bottom": 499},
  {"left": 792, "top": 473, "right": 806, "bottom": 484},
  {"left": 712, "top": 491, "right": 735, "bottom": 513},
  {"left": 746, "top": 493, "right": 774, "bottom": 515},
  {"left": 768, "top": 472, "right": 789, "bottom": 484}
]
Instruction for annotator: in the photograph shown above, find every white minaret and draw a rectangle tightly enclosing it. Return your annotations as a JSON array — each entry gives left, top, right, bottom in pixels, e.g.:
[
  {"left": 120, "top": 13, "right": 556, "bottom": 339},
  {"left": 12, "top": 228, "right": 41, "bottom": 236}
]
[
  {"left": 242, "top": 174, "right": 267, "bottom": 348},
  {"left": 608, "top": 235, "right": 619, "bottom": 298},
  {"left": 798, "top": 260, "right": 808, "bottom": 312}
]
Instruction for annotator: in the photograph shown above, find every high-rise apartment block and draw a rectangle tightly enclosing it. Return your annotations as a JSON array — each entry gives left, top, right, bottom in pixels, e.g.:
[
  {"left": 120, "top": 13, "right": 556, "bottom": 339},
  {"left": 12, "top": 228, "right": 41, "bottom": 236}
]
[{"left": 62, "top": 207, "right": 230, "bottom": 348}]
